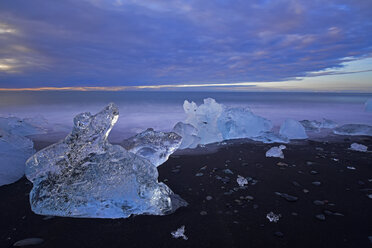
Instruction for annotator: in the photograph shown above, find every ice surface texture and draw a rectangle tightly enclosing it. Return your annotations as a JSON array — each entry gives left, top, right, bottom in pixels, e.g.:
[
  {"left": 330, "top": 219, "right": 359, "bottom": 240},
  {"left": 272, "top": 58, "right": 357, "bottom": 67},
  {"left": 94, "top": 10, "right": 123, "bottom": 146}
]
[
  {"left": 0, "top": 130, "right": 35, "bottom": 186},
  {"left": 122, "top": 128, "right": 182, "bottom": 167},
  {"left": 349, "top": 143, "right": 368, "bottom": 152},
  {"left": 25, "top": 103, "right": 186, "bottom": 218},
  {"left": 0, "top": 116, "right": 46, "bottom": 136},
  {"left": 280, "top": 119, "right": 308, "bottom": 139},
  {"left": 172, "top": 122, "right": 201, "bottom": 149}
]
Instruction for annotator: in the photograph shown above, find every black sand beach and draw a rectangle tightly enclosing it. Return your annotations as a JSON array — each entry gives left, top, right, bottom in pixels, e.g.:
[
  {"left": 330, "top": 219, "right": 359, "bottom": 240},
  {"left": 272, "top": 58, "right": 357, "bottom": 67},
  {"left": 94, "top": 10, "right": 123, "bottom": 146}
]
[{"left": 1, "top": 136, "right": 372, "bottom": 248}]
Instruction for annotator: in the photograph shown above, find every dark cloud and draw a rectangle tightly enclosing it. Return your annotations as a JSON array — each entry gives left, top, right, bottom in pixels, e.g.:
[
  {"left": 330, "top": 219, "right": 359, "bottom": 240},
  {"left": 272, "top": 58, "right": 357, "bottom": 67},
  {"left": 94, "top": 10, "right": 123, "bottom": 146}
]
[{"left": 0, "top": 0, "right": 371, "bottom": 87}]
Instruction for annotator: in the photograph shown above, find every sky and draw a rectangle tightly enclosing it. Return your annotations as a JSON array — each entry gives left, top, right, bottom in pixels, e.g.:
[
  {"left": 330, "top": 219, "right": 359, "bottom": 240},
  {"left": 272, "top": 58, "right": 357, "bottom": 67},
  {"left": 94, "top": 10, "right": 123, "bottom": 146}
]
[{"left": 0, "top": 0, "right": 371, "bottom": 91}]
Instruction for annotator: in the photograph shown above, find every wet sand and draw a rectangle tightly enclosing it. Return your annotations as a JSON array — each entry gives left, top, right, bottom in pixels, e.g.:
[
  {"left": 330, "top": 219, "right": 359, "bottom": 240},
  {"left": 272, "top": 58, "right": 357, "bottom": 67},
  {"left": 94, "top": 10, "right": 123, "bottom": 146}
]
[{"left": 1, "top": 136, "right": 372, "bottom": 248}]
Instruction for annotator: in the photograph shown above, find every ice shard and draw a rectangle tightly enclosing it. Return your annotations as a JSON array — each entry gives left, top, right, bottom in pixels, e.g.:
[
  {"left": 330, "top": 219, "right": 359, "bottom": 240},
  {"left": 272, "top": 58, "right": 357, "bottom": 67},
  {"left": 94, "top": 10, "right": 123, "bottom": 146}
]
[
  {"left": 279, "top": 119, "right": 308, "bottom": 139},
  {"left": 0, "top": 130, "right": 35, "bottom": 186},
  {"left": 172, "top": 122, "right": 201, "bottom": 149},
  {"left": 122, "top": 128, "right": 182, "bottom": 167},
  {"left": 265, "top": 145, "right": 286, "bottom": 159},
  {"left": 300, "top": 120, "right": 321, "bottom": 132},
  {"left": 333, "top": 124, "right": 372, "bottom": 136},
  {"left": 217, "top": 107, "right": 272, "bottom": 140},
  {"left": 25, "top": 103, "right": 187, "bottom": 218}
]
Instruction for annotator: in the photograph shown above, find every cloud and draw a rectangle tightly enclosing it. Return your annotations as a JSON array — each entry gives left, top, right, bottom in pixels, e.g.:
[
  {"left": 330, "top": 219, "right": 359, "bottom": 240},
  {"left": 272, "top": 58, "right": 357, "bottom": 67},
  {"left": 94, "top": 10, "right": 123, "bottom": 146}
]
[{"left": 0, "top": 0, "right": 371, "bottom": 87}]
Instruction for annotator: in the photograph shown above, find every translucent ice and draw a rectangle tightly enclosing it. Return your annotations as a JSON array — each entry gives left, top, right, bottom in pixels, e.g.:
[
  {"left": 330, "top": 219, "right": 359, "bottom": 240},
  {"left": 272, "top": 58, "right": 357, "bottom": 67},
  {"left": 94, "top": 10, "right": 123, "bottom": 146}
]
[
  {"left": 265, "top": 145, "right": 286, "bottom": 159},
  {"left": 25, "top": 103, "right": 187, "bottom": 218},
  {"left": 217, "top": 107, "right": 272, "bottom": 140},
  {"left": 365, "top": 98, "right": 372, "bottom": 112},
  {"left": 0, "top": 130, "right": 35, "bottom": 186},
  {"left": 252, "top": 131, "right": 289, "bottom": 144},
  {"left": 0, "top": 116, "right": 46, "bottom": 136},
  {"left": 349, "top": 143, "right": 368, "bottom": 152},
  {"left": 333, "top": 124, "right": 372, "bottom": 136},
  {"left": 320, "top": 118, "right": 337, "bottom": 129},
  {"left": 183, "top": 98, "right": 223, "bottom": 144},
  {"left": 172, "top": 122, "right": 201, "bottom": 149},
  {"left": 279, "top": 119, "right": 308, "bottom": 139},
  {"left": 236, "top": 175, "right": 248, "bottom": 187},
  {"left": 300, "top": 120, "right": 321, "bottom": 132},
  {"left": 266, "top": 212, "right": 281, "bottom": 223},
  {"left": 171, "top": 225, "right": 188, "bottom": 240},
  {"left": 122, "top": 128, "right": 182, "bottom": 167}
]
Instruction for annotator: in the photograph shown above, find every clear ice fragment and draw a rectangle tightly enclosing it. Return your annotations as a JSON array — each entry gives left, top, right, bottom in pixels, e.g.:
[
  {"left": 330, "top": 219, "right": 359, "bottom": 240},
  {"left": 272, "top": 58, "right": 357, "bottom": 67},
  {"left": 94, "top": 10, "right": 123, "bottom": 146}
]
[
  {"left": 333, "top": 124, "right": 372, "bottom": 136},
  {"left": 349, "top": 143, "right": 368, "bottom": 152},
  {"left": 171, "top": 225, "right": 188, "bottom": 240},
  {"left": 25, "top": 103, "right": 186, "bottom": 218},
  {"left": 265, "top": 145, "right": 286, "bottom": 159},
  {"left": 237, "top": 175, "right": 248, "bottom": 187},
  {"left": 266, "top": 212, "right": 281, "bottom": 223},
  {"left": 122, "top": 128, "right": 182, "bottom": 167},
  {"left": 279, "top": 119, "right": 308, "bottom": 139}
]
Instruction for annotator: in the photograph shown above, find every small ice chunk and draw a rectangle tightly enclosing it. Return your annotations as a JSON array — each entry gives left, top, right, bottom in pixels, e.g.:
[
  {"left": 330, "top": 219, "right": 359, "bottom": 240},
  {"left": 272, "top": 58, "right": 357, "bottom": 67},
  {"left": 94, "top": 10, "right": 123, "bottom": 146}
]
[
  {"left": 365, "top": 98, "right": 372, "bottom": 112},
  {"left": 171, "top": 226, "right": 188, "bottom": 240},
  {"left": 237, "top": 175, "right": 248, "bottom": 187},
  {"left": 279, "top": 119, "right": 308, "bottom": 139},
  {"left": 334, "top": 124, "right": 372, "bottom": 136},
  {"left": 172, "top": 122, "right": 201, "bottom": 149},
  {"left": 265, "top": 145, "right": 286, "bottom": 159},
  {"left": 347, "top": 166, "right": 356, "bottom": 170},
  {"left": 266, "top": 212, "right": 281, "bottom": 223},
  {"left": 25, "top": 104, "right": 187, "bottom": 218},
  {"left": 122, "top": 128, "right": 182, "bottom": 167},
  {"left": 349, "top": 143, "right": 368, "bottom": 152}
]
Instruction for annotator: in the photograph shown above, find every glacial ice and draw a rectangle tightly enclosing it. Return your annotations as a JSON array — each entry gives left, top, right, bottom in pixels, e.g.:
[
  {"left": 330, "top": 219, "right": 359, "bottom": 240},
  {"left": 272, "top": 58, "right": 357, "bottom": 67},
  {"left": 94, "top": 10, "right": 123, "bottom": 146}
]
[
  {"left": 122, "top": 128, "right": 182, "bottom": 167},
  {"left": 181, "top": 98, "right": 275, "bottom": 147},
  {"left": 279, "top": 119, "right": 308, "bottom": 139},
  {"left": 365, "top": 98, "right": 372, "bottom": 112},
  {"left": 349, "top": 143, "right": 368, "bottom": 152},
  {"left": 333, "top": 124, "right": 372, "bottom": 136},
  {"left": 320, "top": 118, "right": 338, "bottom": 129},
  {"left": 236, "top": 175, "right": 248, "bottom": 187},
  {"left": 183, "top": 98, "right": 223, "bottom": 144},
  {"left": 25, "top": 103, "right": 187, "bottom": 218},
  {"left": 0, "top": 116, "right": 46, "bottom": 136},
  {"left": 172, "top": 122, "right": 201, "bottom": 149},
  {"left": 0, "top": 130, "right": 35, "bottom": 186},
  {"left": 217, "top": 107, "right": 272, "bottom": 140},
  {"left": 266, "top": 212, "right": 281, "bottom": 223},
  {"left": 265, "top": 145, "right": 286, "bottom": 159}
]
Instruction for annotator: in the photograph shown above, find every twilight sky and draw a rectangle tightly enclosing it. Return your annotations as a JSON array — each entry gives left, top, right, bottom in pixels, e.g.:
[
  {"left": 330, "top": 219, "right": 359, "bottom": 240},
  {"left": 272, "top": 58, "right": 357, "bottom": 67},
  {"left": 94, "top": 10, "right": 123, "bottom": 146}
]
[{"left": 0, "top": 0, "right": 372, "bottom": 91}]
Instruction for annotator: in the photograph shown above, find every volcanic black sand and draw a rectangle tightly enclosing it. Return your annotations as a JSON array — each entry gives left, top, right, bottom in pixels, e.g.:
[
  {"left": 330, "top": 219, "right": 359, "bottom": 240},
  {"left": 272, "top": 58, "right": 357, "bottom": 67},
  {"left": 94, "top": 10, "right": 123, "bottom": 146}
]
[{"left": 1, "top": 136, "right": 372, "bottom": 248}]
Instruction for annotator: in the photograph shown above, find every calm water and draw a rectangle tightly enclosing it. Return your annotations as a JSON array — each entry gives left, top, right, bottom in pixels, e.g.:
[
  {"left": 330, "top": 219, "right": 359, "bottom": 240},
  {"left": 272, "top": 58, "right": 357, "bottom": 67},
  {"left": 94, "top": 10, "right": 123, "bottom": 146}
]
[{"left": 0, "top": 91, "right": 371, "bottom": 142}]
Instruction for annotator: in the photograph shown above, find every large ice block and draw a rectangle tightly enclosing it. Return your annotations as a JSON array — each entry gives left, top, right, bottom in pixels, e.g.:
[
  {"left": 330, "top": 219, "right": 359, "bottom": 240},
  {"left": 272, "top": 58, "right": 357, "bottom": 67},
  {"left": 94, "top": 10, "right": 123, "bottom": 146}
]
[
  {"left": 122, "top": 128, "right": 182, "bottom": 167},
  {"left": 25, "top": 103, "right": 186, "bottom": 218},
  {"left": 333, "top": 124, "right": 372, "bottom": 136},
  {"left": 279, "top": 119, "right": 308, "bottom": 139},
  {"left": 217, "top": 107, "right": 272, "bottom": 140},
  {"left": 0, "top": 130, "right": 35, "bottom": 186}
]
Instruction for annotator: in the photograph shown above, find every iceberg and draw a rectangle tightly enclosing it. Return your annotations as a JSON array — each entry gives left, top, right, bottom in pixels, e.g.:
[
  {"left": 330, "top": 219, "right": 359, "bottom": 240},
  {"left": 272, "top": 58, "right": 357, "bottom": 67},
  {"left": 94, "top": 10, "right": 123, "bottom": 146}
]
[
  {"left": 122, "top": 128, "right": 182, "bottom": 167},
  {"left": 217, "top": 107, "right": 272, "bottom": 140},
  {"left": 365, "top": 98, "right": 372, "bottom": 112},
  {"left": 265, "top": 145, "right": 286, "bottom": 159},
  {"left": 25, "top": 103, "right": 186, "bottom": 218},
  {"left": 300, "top": 120, "right": 321, "bottom": 132},
  {"left": 279, "top": 119, "right": 308, "bottom": 139},
  {"left": 320, "top": 118, "right": 337, "bottom": 129},
  {"left": 183, "top": 98, "right": 223, "bottom": 144},
  {"left": 0, "top": 130, "right": 35, "bottom": 186},
  {"left": 349, "top": 143, "right": 368, "bottom": 152},
  {"left": 172, "top": 122, "right": 201, "bottom": 149},
  {"left": 333, "top": 124, "right": 372, "bottom": 136}
]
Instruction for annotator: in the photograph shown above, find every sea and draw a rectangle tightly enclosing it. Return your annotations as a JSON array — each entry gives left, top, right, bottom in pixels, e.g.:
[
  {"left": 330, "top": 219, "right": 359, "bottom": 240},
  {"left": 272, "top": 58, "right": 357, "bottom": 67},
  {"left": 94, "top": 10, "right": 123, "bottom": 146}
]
[{"left": 0, "top": 91, "right": 371, "bottom": 142}]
